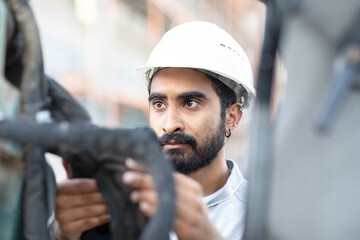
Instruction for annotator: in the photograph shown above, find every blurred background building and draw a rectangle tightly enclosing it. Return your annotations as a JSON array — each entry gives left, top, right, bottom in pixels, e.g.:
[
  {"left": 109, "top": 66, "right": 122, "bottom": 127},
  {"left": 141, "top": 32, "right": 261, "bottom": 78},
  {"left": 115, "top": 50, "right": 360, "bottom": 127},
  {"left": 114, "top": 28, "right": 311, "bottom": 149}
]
[{"left": 30, "top": 0, "right": 268, "bottom": 180}]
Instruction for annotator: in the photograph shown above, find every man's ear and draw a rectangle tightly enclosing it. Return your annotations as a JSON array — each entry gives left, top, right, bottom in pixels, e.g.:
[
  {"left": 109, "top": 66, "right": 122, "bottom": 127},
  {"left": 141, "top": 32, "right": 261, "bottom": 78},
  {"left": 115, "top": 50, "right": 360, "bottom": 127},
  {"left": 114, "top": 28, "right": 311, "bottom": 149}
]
[{"left": 225, "top": 103, "right": 243, "bottom": 131}]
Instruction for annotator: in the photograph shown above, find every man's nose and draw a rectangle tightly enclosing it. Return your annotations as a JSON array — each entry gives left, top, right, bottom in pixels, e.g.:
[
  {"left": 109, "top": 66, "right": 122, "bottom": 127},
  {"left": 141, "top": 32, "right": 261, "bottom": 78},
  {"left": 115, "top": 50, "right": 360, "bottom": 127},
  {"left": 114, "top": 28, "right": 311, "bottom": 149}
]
[{"left": 162, "top": 107, "right": 184, "bottom": 134}]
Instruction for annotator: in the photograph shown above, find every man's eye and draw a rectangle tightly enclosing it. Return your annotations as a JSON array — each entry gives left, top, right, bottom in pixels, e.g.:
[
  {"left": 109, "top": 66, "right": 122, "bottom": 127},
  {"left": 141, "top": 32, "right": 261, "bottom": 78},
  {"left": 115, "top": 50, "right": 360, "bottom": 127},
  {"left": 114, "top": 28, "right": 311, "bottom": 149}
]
[
  {"left": 184, "top": 100, "right": 199, "bottom": 108},
  {"left": 153, "top": 101, "right": 166, "bottom": 109}
]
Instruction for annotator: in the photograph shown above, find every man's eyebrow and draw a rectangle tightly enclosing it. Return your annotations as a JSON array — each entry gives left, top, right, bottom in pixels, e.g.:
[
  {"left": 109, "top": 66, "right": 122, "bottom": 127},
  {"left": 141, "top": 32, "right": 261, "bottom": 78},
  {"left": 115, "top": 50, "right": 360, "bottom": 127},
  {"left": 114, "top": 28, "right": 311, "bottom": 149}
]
[
  {"left": 148, "top": 93, "right": 167, "bottom": 102},
  {"left": 177, "top": 91, "right": 208, "bottom": 100}
]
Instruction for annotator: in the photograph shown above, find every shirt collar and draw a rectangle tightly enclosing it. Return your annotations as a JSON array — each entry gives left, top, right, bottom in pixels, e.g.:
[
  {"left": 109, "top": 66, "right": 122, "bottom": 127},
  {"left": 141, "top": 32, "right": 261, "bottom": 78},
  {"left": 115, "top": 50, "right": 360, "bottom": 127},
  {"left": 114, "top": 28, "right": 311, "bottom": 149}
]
[{"left": 203, "top": 159, "right": 244, "bottom": 207}]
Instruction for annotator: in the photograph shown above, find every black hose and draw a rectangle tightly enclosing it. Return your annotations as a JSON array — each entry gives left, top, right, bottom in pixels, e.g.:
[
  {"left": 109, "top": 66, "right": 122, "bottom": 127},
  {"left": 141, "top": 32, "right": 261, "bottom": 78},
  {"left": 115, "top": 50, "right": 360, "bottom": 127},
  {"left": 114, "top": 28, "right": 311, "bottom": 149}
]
[
  {"left": 8, "top": 0, "right": 47, "bottom": 109},
  {"left": 244, "top": 1, "right": 282, "bottom": 239},
  {"left": 7, "top": 1, "right": 51, "bottom": 239},
  {"left": 0, "top": 120, "right": 176, "bottom": 240},
  {"left": 4, "top": 1, "right": 175, "bottom": 238}
]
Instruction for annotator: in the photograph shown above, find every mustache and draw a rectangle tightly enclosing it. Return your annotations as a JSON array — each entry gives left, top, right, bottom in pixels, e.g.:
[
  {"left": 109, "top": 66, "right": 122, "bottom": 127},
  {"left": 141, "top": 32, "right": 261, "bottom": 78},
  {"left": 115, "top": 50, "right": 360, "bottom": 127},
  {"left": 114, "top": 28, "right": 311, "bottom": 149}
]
[{"left": 159, "top": 133, "right": 197, "bottom": 149}]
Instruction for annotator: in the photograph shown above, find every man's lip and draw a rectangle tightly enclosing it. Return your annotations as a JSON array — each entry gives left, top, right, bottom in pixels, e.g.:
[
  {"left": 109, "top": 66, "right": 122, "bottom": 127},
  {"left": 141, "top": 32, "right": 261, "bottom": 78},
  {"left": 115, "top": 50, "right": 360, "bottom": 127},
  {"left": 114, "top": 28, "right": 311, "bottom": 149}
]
[{"left": 162, "top": 143, "right": 187, "bottom": 150}]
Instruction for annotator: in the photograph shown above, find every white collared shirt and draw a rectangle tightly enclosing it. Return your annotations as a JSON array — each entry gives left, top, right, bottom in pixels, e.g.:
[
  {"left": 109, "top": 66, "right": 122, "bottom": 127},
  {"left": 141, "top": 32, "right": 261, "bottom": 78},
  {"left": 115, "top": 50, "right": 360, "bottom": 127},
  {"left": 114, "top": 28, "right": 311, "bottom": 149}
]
[{"left": 170, "top": 159, "right": 248, "bottom": 240}]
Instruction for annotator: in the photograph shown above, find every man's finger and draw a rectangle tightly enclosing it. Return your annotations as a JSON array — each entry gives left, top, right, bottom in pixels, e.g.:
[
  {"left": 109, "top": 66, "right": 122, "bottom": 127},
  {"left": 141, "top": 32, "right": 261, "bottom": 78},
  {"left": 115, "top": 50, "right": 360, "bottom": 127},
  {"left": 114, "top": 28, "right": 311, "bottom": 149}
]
[
  {"left": 173, "top": 174, "right": 205, "bottom": 222},
  {"left": 57, "top": 179, "right": 99, "bottom": 195},
  {"left": 60, "top": 214, "right": 111, "bottom": 238},
  {"left": 139, "top": 201, "right": 157, "bottom": 218},
  {"left": 172, "top": 217, "right": 191, "bottom": 239},
  {"left": 174, "top": 173, "right": 204, "bottom": 195},
  {"left": 56, "top": 204, "right": 108, "bottom": 223},
  {"left": 122, "top": 171, "right": 154, "bottom": 189},
  {"left": 56, "top": 191, "right": 105, "bottom": 209},
  {"left": 175, "top": 192, "right": 203, "bottom": 223},
  {"left": 130, "top": 189, "right": 158, "bottom": 205},
  {"left": 125, "top": 158, "right": 143, "bottom": 172}
]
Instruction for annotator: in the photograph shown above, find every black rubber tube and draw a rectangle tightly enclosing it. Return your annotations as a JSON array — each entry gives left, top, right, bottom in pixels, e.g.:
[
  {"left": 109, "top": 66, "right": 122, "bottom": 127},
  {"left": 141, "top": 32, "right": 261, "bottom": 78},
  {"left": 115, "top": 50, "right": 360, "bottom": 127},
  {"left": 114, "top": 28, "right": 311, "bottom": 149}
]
[
  {"left": 7, "top": 1, "right": 50, "bottom": 239},
  {"left": 0, "top": 120, "right": 176, "bottom": 240}
]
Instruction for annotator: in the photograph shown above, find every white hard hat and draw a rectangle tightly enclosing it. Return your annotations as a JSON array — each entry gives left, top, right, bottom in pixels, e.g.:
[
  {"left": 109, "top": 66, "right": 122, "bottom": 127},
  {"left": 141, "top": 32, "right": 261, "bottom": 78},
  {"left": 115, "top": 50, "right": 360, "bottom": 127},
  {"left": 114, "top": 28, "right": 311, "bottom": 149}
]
[{"left": 137, "top": 21, "right": 256, "bottom": 108}]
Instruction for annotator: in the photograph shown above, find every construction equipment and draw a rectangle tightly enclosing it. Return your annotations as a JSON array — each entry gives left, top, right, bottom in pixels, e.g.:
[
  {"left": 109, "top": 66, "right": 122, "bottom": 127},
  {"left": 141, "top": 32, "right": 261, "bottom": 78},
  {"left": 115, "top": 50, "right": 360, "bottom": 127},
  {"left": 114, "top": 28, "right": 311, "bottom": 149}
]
[
  {"left": 0, "top": 0, "right": 175, "bottom": 240},
  {"left": 245, "top": 0, "right": 360, "bottom": 239}
]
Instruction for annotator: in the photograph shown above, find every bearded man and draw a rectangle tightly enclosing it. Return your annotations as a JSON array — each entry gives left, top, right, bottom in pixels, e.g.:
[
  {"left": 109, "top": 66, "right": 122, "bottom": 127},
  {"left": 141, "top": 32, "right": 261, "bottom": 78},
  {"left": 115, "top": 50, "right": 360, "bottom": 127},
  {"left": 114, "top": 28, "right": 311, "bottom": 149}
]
[{"left": 55, "top": 21, "right": 255, "bottom": 240}]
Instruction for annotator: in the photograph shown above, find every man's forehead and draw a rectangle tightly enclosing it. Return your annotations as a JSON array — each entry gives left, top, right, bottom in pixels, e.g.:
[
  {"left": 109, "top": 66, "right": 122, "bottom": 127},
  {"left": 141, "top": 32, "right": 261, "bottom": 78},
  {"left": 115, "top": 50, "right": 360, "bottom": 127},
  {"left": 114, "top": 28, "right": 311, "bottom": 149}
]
[{"left": 149, "top": 68, "right": 214, "bottom": 93}]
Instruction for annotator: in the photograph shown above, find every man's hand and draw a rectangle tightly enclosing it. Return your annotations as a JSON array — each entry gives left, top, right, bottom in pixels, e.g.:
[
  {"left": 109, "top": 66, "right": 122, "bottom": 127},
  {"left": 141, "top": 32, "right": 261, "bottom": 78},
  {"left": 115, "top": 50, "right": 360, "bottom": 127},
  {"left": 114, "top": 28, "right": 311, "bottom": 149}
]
[
  {"left": 55, "top": 179, "right": 111, "bottom": 239},
  {"left": 123, "top": 159, "right": 224, "bottom": 240}
]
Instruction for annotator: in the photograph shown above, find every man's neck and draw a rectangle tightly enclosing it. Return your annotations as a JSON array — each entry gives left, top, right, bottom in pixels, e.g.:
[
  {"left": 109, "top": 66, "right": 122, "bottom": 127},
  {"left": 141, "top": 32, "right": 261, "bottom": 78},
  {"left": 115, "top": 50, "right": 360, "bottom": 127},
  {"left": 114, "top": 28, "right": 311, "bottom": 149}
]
[{"left": 186, "top": 149, "right": 230, "bottom": 196}]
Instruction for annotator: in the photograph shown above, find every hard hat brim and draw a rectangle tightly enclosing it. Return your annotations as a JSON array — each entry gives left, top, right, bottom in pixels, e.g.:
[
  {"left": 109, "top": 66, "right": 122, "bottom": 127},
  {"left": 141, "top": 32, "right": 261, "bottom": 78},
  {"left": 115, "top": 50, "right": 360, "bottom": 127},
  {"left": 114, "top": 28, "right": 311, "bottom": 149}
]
[{"left": 136, "top": 66, "right": 256, "bottom": 109}]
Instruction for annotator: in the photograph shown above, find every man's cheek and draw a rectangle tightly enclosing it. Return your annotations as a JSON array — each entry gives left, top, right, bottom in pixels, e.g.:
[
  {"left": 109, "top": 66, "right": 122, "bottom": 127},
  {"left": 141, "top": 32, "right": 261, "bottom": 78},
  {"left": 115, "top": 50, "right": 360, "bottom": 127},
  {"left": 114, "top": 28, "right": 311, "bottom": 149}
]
[{"left": 149, "top": 118, "right": 161, "bottom": 136}]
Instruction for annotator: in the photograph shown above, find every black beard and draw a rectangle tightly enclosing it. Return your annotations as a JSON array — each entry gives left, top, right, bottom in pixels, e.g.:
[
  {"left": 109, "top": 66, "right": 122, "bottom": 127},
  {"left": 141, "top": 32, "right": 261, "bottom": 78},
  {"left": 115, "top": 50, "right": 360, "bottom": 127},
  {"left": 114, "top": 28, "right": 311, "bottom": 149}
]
[{"left": 159, "top": 121, "right": 225, "bottom": 174}]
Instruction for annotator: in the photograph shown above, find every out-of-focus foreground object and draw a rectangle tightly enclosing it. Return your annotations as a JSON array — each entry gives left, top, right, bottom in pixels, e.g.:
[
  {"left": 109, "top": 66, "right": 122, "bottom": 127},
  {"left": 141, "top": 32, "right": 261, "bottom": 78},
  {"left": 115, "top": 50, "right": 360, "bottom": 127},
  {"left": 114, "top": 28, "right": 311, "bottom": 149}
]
[
  {"left": 246, "top": 0, "right": 360, "bottom": 239},
  {"left": 1, "top": 0, "right": 52, "bottom": 239},
  {"left": 0, "top": 1, "right": 175, "bottom": 240}
]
